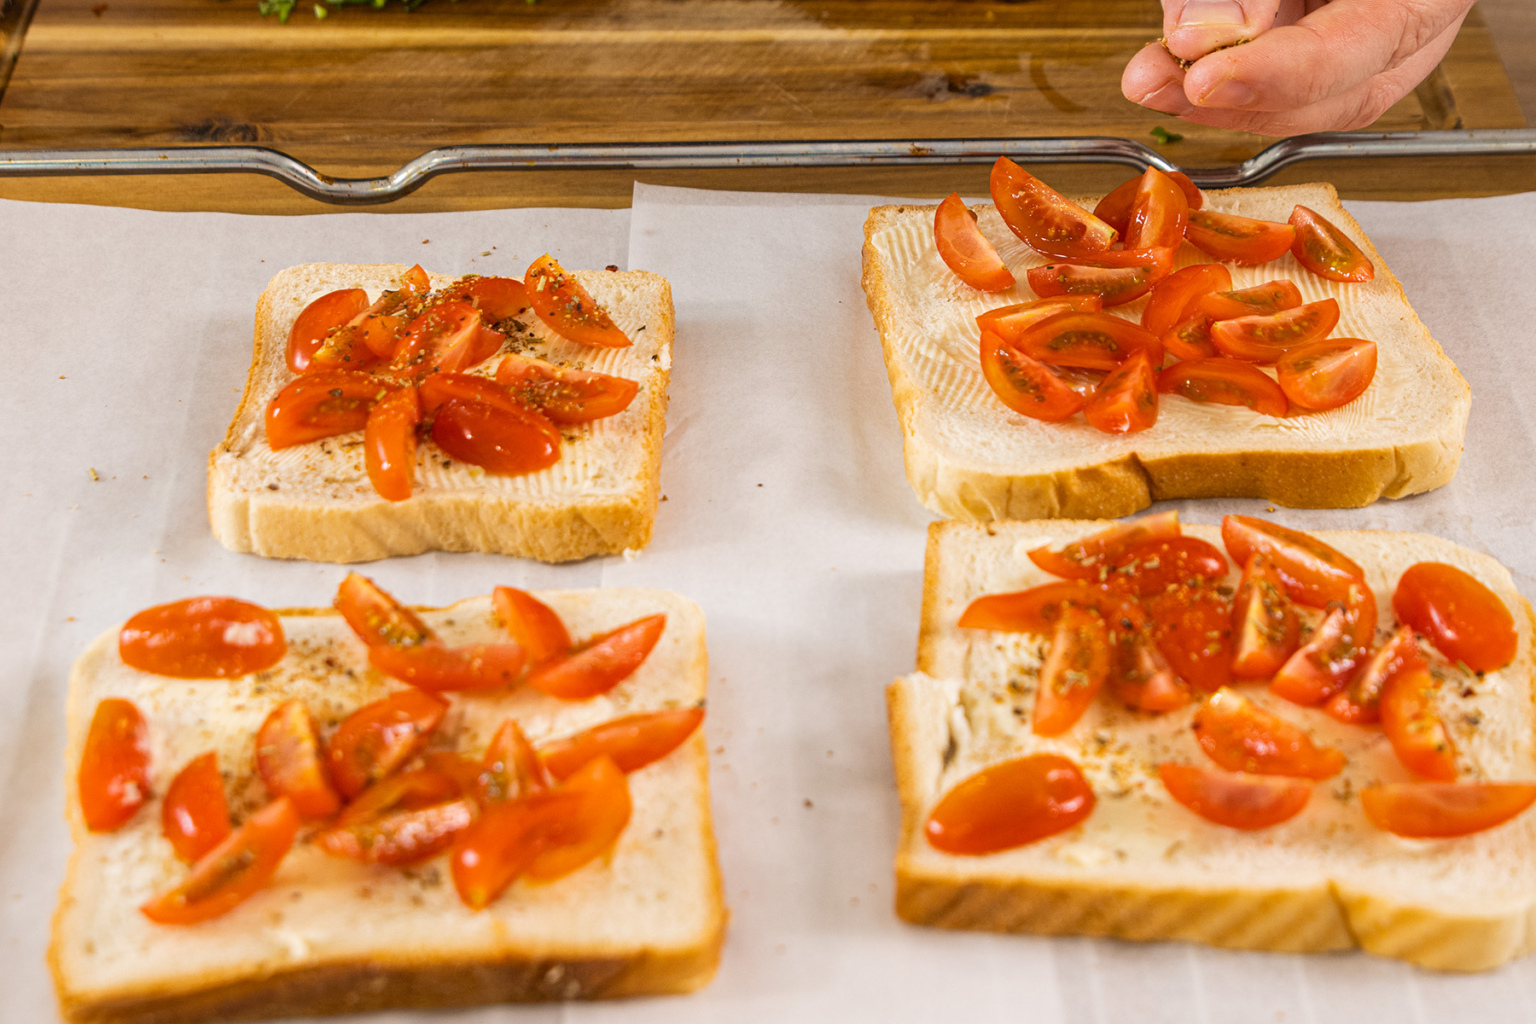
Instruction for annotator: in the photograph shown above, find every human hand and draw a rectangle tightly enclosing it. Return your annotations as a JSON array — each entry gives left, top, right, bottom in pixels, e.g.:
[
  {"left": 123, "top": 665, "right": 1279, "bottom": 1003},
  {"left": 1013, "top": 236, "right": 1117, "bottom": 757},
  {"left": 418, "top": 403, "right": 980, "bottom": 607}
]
[{"left": 1121, "top": 0, "right": 1476, "bottom": 136}]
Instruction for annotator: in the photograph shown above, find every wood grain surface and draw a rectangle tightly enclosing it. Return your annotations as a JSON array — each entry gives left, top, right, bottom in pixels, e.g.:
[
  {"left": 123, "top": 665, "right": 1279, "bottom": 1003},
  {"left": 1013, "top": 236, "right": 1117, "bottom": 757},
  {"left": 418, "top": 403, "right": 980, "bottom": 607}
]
[{"left": 0, "top": 0, "right": 1530, "bottom": 212}]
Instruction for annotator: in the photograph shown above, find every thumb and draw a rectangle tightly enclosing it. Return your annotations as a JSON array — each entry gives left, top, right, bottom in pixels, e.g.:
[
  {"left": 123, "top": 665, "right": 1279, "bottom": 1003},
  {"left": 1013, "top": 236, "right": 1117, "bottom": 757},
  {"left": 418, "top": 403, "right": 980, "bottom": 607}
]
[{"left": 1162, "top": 0, "right": 1286, "bottom": 62}]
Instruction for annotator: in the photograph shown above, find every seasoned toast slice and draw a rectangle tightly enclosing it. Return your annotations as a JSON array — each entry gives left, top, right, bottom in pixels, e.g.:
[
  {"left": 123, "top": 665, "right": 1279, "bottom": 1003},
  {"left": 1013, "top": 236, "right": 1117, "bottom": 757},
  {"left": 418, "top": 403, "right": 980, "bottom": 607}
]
[
  {"left": 889, "top": 520, "right": 1536, "bottom": 971},
  {"left": 51, "top": 588, "right": 724, "bottom": 1023},
  {"left": 209, "top": 263, "right": 674, "bottom": 563},
  {"left": 861, "top": 184, "right": 1469, "bottom": 520}
]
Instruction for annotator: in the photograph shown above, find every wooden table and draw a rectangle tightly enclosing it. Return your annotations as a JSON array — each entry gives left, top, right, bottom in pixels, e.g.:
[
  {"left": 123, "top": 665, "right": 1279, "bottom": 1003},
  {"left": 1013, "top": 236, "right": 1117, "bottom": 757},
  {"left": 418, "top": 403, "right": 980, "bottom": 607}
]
[{"left": 1, "top": 0, "right": 1531, "bottom": 213}]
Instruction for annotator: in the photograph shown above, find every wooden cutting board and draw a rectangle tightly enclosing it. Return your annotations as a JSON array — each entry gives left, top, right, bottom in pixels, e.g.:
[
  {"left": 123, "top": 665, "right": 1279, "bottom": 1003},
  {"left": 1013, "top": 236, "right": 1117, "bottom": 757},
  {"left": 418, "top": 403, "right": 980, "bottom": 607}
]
[{"left": 0, "top": 0, "right": 1530, "bottom": 212}]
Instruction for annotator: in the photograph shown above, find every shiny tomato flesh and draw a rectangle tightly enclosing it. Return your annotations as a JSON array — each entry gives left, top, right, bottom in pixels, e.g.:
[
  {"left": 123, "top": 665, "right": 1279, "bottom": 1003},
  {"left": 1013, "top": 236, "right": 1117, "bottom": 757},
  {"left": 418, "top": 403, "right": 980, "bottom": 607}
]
[
  {"left": 1361, "top": 782, "right": 1536, "bottom": 839},
  {"left": 1276, "top": 338, "right": 1377, "bottom": 411},
  {"left": 354, "top": 289, "right": 415, "bottom": 359},
  {"left": 1109, "top": 607, "right": 1190, "bottom": 712},
  {"left": 417, "top": 371, "right": 518, "bottom": 415},
  {"left": 524, "top": 756, "right": 633, "bottom": 882},
  {"left": 1032, "top": 607, "right": 1111, "bottom": 736},
  {"left": 141, "top": 797, "right": 301, "bottom": 925},
  {"left": 368, "top": 642, "right": 527, "bottom": 692},
  {"left": 1159, "top": 764, "right": 1311, "bottom": 829},
  {"left": 334, "top": 573, "right": 435, "bottom": 648},
  {"left": 960, "top": 580, "right": 1136, "bottom": 633},
  {"left": 1157, "top": 358, "right": 1289, "bottom": 417},
  {"left": 527, "top": 614, "right": 667, "bottom": 700},
  {"left": 1193, "top": 688, "right": 1345, "bottom": 779},
  {"left": 1083, "top": 350, "right": 1159, "bottom": 434},
  {"left": 1026, "top": 511, "right": 1181, "bottom": 581},
  {"left": 120, "top": 597, "right": 286, "bottom": 679},
  {"left": 1142, "top": 584, "right": 1232, "bottom": 693},
  {"left": 1210, "top": 298, "right": 1341, "bottom": 363},
  {"left": 1017, "top": 311, "right": 1164, "bottom": 372},
  {"left": 1093, "top": 170, "right": 1202, "bottom": 232},
  {"left": 979, "top": 332, "right": 1085, "bottom": 422},
  {"left": 1162, "top": 312, "right": 1219, "bottom": 361},
  {"left": 478, "top": 719, "right": 550, "bottom": 804},
  {"left": 925, "top": 754, "right": 1095, "bottom": 854},
  {"left": 315, "top": 771, "right": 475, "bottom": 866},
  {"left": 450, "top": 789, "right": 586, "bottom": 909},
  {"left": 990, "top": 157, "right": 1117, "bottom": 252},
  {"left": 539, "top": 706, "right": 706, "bottom": 781},
  {"left": 307, "top": 314, "right": 385, "bottom": 374},
  {"left": 1197, "top": 280, "right": 1304, "bottom": 320},
  {"left": 1325, "top": 625, "right": 1423, "bottom": 725},
  {"left": 364, "top": 384, "right": 421, "bottom": 503},
  {"left": 933, "top": 192, "right": 1016, "bottom": 292},
  {"left": 162, "top": 752, "right": 232, "bottom": 863},
  {"left": 443, "top": 275, "right": 531, "bottom": 320},
  {"left": 976, "top": 296, "right": 1102, "bottom": 345},
  {"left": 494, "top": 352, "right": 639, "bottom": 424},
  {"left": 255, "top": 699, "right": 341, "bottom": 820},
  {"left": 326, "top": 689, "right": 449, "bottom": 799},
  {"left": 1184, "top": 209, "right": 1297, "bottom": 265},
  {"left": 1380, "top": 665, "right": 1458, "bottom": 781},
  {"left": 1269, "top": 595, "right": 1376, "bottom": 706},
  {"left": 79, "top": 698, "right": 151, "bottom": 833},
  {"left": 491, "top": 586, "right": 571, "bottom": 666},
  {"left": 1107, "top": 535, "right": 1228, "bottom": 596},
  {"left": 1141, "top": 263, "right": 1233, "bottom": 337},
  {"left": 287, "top": 288, "right": 370, "bottom": 373},
  {"left": 1220, "top": 516, "right": 1367, "bottom": 609},
  {"left": 1125, "top": 167, "right": 1189, "bottom": 251},
  {"left": 431, "top": 397, "right": 562, "bottom": 476},
  {"left": 525, "top": 254, "right": 630, "bottom": 348},
  {"left": 391, "top": 300, "right": 505, "bottom": 380},
  {"left": 1026, "top": 250, "right": 1172, "bottom": 307},
  {"left": 401, "top": 264, "right": 431, "bottom": 294},
  {"left": 1230, "top": 554, "right": 1300, "bottom": 679},
  {"left": 1394, "top": 562, "right": 1518, "bottom": 674},
  {"left": 265, "top": 370, "right": 391, "bottom": 449},
  {"left": 1290, "top": 205, "right": 1375, "bottom": 283}
]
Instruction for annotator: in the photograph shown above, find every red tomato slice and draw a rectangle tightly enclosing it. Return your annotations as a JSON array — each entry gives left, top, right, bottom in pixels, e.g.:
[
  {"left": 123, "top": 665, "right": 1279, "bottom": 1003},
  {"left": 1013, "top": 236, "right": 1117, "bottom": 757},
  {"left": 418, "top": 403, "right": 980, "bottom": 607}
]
[
  {"left": 140, "top": 797, "right": 301, "bottom": 925},
  {"left": 478, "top": 719, "right": 550, "bottom": 804},
  {"left": 1394, "top": 562, "right": 1518, "bottom": 673},
  {"left": 443, "top": 275, "right": 531, "bottom": 320},
  {"left": 1325, "top": 625, "right": 1423, "bottom": 725},
  {"left": 1230, "top": 553, "right": 1300, "bottom": 679},
  {"left": 1380, "top": 665, "right": 1458, "bottom": 781},
  {"left": 1193, "top": 688, "right": 1345, "bottom": 779},
  {"left": 1032, "top": 606, "right": 1111, "bottom": 736},
  {"left": 1210, "top": 298, "right": 1341, "bottom": 363},
  {"left": 1142, "top": 583, "right": 1232, "bottom": 693},
  {"left": 976, "top": 296, "right": 1102, "bottom": 345},
  {"left": 491, "top": 587, "right": 571, "bottom": 666},
  {"left": 1269, "top": 596, "right": 1375, "bottom": 706},
  {"left": 353, "top": 288, "right": 416, "bottom": 359},
  {"left": 1159, "top": 764, "right": 1310, "bottom": 829},
  {"left": 1109, "top": 605, "right": 1190, "bottom": 712},
  {"left": 526, "top": 614, "right": 667, "bottom": 701},
  {"left": 431, "top": 398, "right": 562, "bottom": 476},
  {"left": 539, "top": 706, "right": 706, "bottom": 781},
  {"left": 450, "top": 789, "right": 586, "bottom": 909},
  {"left": 287, "top": 288, "right": 370, "bottom": 373},
  {"left": 255, "top": 700, "right": 340, "bottom": 820},
  {"left": 1026, "top": 244, "right": 1174, "bottom": 269},
  {"left": 1221, "top": 515, "right": 1367, "bottom": 609},
  {"left": 1026, "top": 511, "right": 1182, "bottom": 581},
  {"left": 1084, "top": 350, "right": 1158, "bottom": 434},
  {"left": 1290, "top": 205, "right": 1375, "bottom": 283},
  {"left": 525, "top": 254, "right": 630, "bottom": 348},
  {"left": 364, "top": 384, "right": 421, "bottom": 503},
  {"left": 990, "top": 157, "right": 1117, "bottom": 252},
  {"left": 1108, "top": 535, "right": 1228, "bottom": 596},
  {"left": 960, "top": 581, "right": 1137, "bottom": 632},
  {"left": 326, "top": 689, "right": 449, "bottom": 799},
  {"left": 1026, "top": 250, "right": 1173, "bottom": 307},
  {"left": 307, "top": 308, "right": 387, "bottom": 374},
  {"left": 1157, "top": 358, "right": 1289, "bottom": 417},
  {"left": 391, "top": 300, "right": 505, "bottom": 380},
  {"left": 161, "top": 752, "right": 232, "bottom": 864},
  {"left": 1093, "top": 170, "right": 1203, "bottom": 233},
  {"left": 79, "top": 698, "right": 151, "bottom": 833},
  {"left": 401, "top": 264, "right": 431, "bottom": 294},
  {"left": 368, "top": 642, "right": 527, "bottom": 692},
  {"left": 417, "top": 371, "right": 519, "bottom": 415},
  {"left": 524, "top": 756, "right": 633, "bottom": 882},
  {"left": 1017, "top": 311, "right": 1164, "bottom": 372},
  {"left": 925, "top": 754, "right": 1095, "bottom": 854},
  {"left": 1361, "top": 782, "right": 1536, "bottom": 839},
  {"left": 120, "top": 597, "right": 286, "bottom": 679},
  {"left": 1125, "top": 167, "right": 1189, "bottom": 251},
  {"left": 979, "top": 331, "right": 1086, "bottom": 422},
  {"left": 1141, "top": 263, "right": 1233, "bottom": 337},
  {"left": 934, "top": 192, "right": 1016, "bottom": 292},
  {"left": 1184, "top": 209, "right": 1297, "bottom": 265},
  {"left": 1162, "top": 312, "right": 1219, "bottom": 361},
  {"left": 1197, "top": 280, "right": 1304, "bottom": 321},
  {"left": 265, "top": 370, "right": 391, "bottom": 449},
  {"left": 1275, "top": 338, "right": 1377, "bottom": 411},
  {"left": 494, "top": 352, "right": 639, "bottom": 424},
  {"left": 315, "top": 770, "right": 475, "bottom": 866},
  {"left": 334, "top": 573, "right": 435, "bottom": 648}
]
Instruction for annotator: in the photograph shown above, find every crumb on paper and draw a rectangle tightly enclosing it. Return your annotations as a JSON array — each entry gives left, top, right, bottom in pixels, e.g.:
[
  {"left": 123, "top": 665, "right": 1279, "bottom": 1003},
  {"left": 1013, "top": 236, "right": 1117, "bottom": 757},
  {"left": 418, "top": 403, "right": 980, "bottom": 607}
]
[
  {"left": 88, "top": 468, "right": 99, "bottom": 481},
  {"left": 622, "top": 547, "right": 643, "bottom": 562},
  {"left": 1265, "top": 505, "right": 1276, "bottom": 512},
  {"left": 804, "top": 798, "right": 814, "bottom": 809},
  {"left": 421, "top": 239, "right": 430, "bottom": 245},
  {"left": 605, "top": 264, "right": 619, "bottom": 272}
]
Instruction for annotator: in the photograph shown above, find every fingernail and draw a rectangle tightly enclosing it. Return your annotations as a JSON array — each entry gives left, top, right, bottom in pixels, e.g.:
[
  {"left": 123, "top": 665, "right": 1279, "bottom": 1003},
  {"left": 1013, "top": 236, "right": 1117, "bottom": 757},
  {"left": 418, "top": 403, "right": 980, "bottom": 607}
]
[
  {"left": 1167, "top": 0, "right": 1250, "bottom": 60},
  {"left": 1176, "top": 0, "right": 1246, "bottom": 29},
  {"left": 1136, "top": 81, "right": 1195, "bottom": 115},
  {"left": 1197, "top": 77, "right": 1257, "bottom": 108}
]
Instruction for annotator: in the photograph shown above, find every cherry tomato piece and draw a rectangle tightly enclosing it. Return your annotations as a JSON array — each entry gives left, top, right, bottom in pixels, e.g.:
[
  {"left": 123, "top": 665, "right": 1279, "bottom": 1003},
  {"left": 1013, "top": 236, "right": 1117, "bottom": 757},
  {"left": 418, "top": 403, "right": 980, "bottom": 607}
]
[
  {"left": 539, "top": 706, "right": 706, "bottom": 781},
  {"left": 1141, "top": 263, "right": 1233, "bottom": 337},
  {"left": 1198, "top": 280, "right": 1304, "bottom": 321},
  {"left": 1290, "top": 205, "right": 1375, "bottom": 283},
  {"left": 494, "top": 352, "right": 639, "bottom": 424},
  {"left": 1210, "top": 298, "right": 1341, "bottom": 363},
  {"left": 1159, "top": 764, "right": 1311, "bottom": 830},
  {"left": 526, "top": 614, "right": 667, "bottom": 701},
  {"left": 1108, "top": 535, "right": 1228, "bottom": 596},
  {"left": 363, "top": 384, "right": 421, "bottom": 503},
  {"left": 1157, "top": 358, "right": 1289, "bottom": 417},
  {"left": 491, "top": 587, "right": 571, "bottom": 666},
  {"left": 1125, "top": 167, "right": 1190, "bottom": 251},
  {"left": 255, "top": 700, "right": 340, "bottom": 820},
  {"left": 1275, "top": 338, "right": 1377, "bottom": 411},
  {"left": 478, "top": 719, "right": 550, "bottom": 804},
  {"left": 431, "top": 398, "right": 562, "bottom": 476},
  {"left": 1394, "top": 563, "right": 1517, "bottom": 674},
  {"left": 1032, "top": 607, "right": 1111, "bottom": 736},
  {"left": 161, "top": 752, "right": 231, "bottom": 863},
  {"left": 1162, "top": 312, "right": 1219, "bottom": 361},
  {"left": 443, "top": 275, "right": 531, "bottom": 320},
  {"left": 401, "top": 264, "right": 431, "bottom": 294},
  {"left": 141, "top": 797, "right": 301, "bottom": 925},
  {"left": 1269, "top": 596, "right": 1375, "bottom": 706},
  {"left": 525, "top": 254, "right": 630, "bottom": 348},
  {"left": 308, "top": 315, "right": 386, "bottom": 374},
  {"left": 391, "top": 300, "right": 505, "bottom": 380},
  {"left": 1094, "top": 171, "right": 1203, "bottom": 232},
  {"left": 1026, "top": 511, "right": 1182, "bottom": 581},
  {"left": 1230, "top": 554, "right": 1300, "bottom": 679},
  {"left": 1193, "top": 688, "right": 1345, "bottom": 779},
  {"left": 990, "top": 157, "right": 1117, "bottom": 253},
  {"left": 265, "top": 370, "right": 391, "bottom": 449},
  {"left": 1325, "top": 625, "right": 1423, "bottom": 725},
  {"left": 1221, "top": 516, "right": 1367, "bottom": 609},
  {"left": 368, "top": 642, "right": 527, "bottom": 692},
  {"left": 79, "top": 698, "right": 151, "bottom": 833},
  {"left": 1361, "top": 782, "right": 1536, "bottom": 839},
  {"left": 979, "top": 332, "right": 1086, "bottom": 422},
  {"left": 1380, "top": 665, "right": 1458, "bottom": 781},
  {"left": 1084, "top": 350, "right": 1158, "bottom": 435},
  {"left": 1184, "top": 209, "right": 1296, "bottom": 265},
  {"left": 1109, "top": 605, "right": 1190, "bottom": 712},
  {"left": 315, "top": 770, "right": 475, "bottom": 866},
  {"left": 1026, "top": 249, "right": 1173, "bottom": 307},
  {"left": 334, "top": 573, "right": 435, "bottom": 648},
  {"left": 1017, "top": 311, "right": 1164, "bottom": 372},
  {"left": 1142, "top": 584, "right": 1232, "bottom": 693},
  {"left": 933, "top": 192, "right": 1016, "bottom": 292},
  {"left": 976, "top": 296, "right": 1102, "bottom": 345},
  {"left": 524, "top": 755, "right": 633, "bottom": 883},
  {"left": 120, "top": 597, "right": 286, "bottom": 679},
  {"left": 287, "top": 288, "right": 370, "bottom": 374},
  {"left": 327, "top": 689, "right": 449, "bottom": 799},
  {"left": 450, "top": 789, "right": 586, "bottom": 909},
  {"left": 959, "top": 580, "right": 1136, "bottom": 633},
  {"left": 925, "top": 754, "right": 1095, "bottom": 854}
]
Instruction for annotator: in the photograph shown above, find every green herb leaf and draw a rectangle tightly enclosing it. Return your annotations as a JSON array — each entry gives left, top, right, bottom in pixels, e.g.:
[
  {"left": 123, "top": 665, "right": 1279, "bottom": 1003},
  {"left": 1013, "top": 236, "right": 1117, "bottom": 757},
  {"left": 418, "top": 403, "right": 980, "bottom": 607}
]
[{"left": 1150, "top": 125, "right": 1184, "bottom": 145}]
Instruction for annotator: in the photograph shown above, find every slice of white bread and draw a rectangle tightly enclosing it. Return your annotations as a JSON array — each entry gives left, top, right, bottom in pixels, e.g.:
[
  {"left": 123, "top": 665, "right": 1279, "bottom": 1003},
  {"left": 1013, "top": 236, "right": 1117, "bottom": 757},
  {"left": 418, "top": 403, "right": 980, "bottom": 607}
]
[
  {"left": 209, "top": 263, "right": 674, "bottom": 563},
  {"left": 861, "top": 184, "right": 1470, "bottom": 520},
  {"left": 889, "top": 519, "right": 1536, "bottom": 971},
  {"left": 51, "top": 588, "right": 724, "bottom": 1023}
]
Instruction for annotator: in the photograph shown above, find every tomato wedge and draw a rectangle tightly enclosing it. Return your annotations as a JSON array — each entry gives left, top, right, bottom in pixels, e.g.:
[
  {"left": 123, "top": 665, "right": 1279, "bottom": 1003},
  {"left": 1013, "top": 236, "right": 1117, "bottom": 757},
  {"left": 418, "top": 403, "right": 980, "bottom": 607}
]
[
  {"left": 390, "top": 300, "right": 505, "bottom": 380},
  {"left": 1197, "top": 280, "right": 1304, "bottom": 321},
  {"left": 450, "top": 788, "right": 585, "bottom": 909},
  {"left": 979, "top": 331, "right": 1086, "bottom": 422},
  {"left": 1142, "top": 583, "right": 1232, "bottom": 693},
  {"left": 1026, "top": 511, "right": 1181, "bottom": 581},
  {"left": 1032, "top": 606, "right": 1111, "bottom": 736},
  {"left": 525, "top": 254, "right": 630, "bottom": 348},
  {"left": 925, "top": 754, "right": 1095, "bottom": 854},
  {"left": 287, "top": 288, "right": 370, "bottom": 373},
  {"left": 120, "top": 597, "right": 286, "bottom": 679},
  {"left": 526, "top": 614, "right": 667, "bottom": 700},
  {"left": 1141, "top": 264, "right": 1232, "bottom": 337},
  {"left": 1026, "top": 250, "right": 1173, "bottom": 307},
  {"left": 363, "top": 384, "right": 421, "bottom": 503},
  {"left": 1184, "top": 210, "right": 1297, "bottom": 265},
  {"left": 1094, "top": 170, "right": 1202, "bottom": 233},
  {"left": 1221, "top": 516, "right": 1367, "bottom": 609},
  {"left": 1017, "top": 311, "right": 1163, "bottom": 372},
  {"left": 1290, "top": 205, "right": 1375, "bottom": 283},
  {"left": 368, "top": 642, "right": 527, "bottom": 692},
  {"left": 990, "top": 157, "right": 1117, "bottom": 253},
  {"left": 1210, "top": 298, "right": 1341, "bottom": 363},
  {"left": 327, "top": 689, "right": 449, "bottom": 799},
  {"left": 314, "top": 770, "right": 475, "bottom": 866},
  {"left": 1230, "top": 553, "right": 1300, "bottom": 679},
  {"left": 1109, "top": 604, "right": 1190, "bottom": 712},
  {"left": 1125, "top": 167, "right": 1190, "bottom": 251},
  {"left": 352, "top": 288, "right": 416, "bottom": 360},
  {"left": 308, "top": 308, "right": 388, "bottom": 374},
  {"left": 524, "top": 756, "right": 633, "bottom": 882},
  {"left": 1380, "top": 665, "right": 1458, "bottom": 781},
  {"left": 1107, "top": 535, "right": 1228, "bottom": 596},
  {"left": 478, "top": 719, "right": 550, "bottom": 803},
  {"left": 960, "top": 581, "right": 1136, "bottom": 632},
  {"left": 539, "top": 706, "right": 706, "bottom": 781},
  {"left": 141, "top": 798, "right": 300, "bottom": 925},
  {"left": 400, "top": 264, "right": 431, "bottom": 294},
  {"left": 1159, "top": 764, "right": 1311, "bottom": 829},
  {"left": 265, "top": 370, "right": 391, "bottom": 449},
  {"left": 1083, "top": 350, "right": 1158, "bottom": 434},
  {"left": 1269, "top": 595, "right": 1376, "bottom": 706},
  {"left": 1162, "top": 312, "right": 1219, "bottom": 361},
  {"left": 1395, "top": 562, "right": 1518, "bottom": 674},
  {"left": 494, "top": 352, "right": 639, "bottom": 424},
  {"left": 491, "top": 587, "right": 571, "bottom": 666},
  {"left": 933, "top": 192, "right": 1016, "bottom": 292},
  {"left": 162, "top": 752, "right": 232, "bottom": 863},
  {"left": 977, "top": 296, "right": 1102, "bottom": 346},
  {"left": 255, "top": 700, "right": 340, "bottom": 820},
  {"left": 443, "top": 275, "right": 531, "bottom": 321},
  {"left": 79, "top": 698, "right": 151, "bottom": 833},
  {"left": 1325, "top": 625, "right": 1423, "bottom": 725},
  {"left": 1275, "top": 338, "right": 1377, "bottom": 411},
  {"left": 334, "top": 573, "right": 435, "bottom": 648},
  {"left": 1361, "top": 782, "right": 1536, "bottom": 839},
  {"left": 1157, "top": 358, "right": 1289, "bottom": 417},
  {"left": 431, "top": 396, "right": 562, "bottom": 477},
  {"left": 1193, "top": 688, "right": 1345, "bottom": 779}
]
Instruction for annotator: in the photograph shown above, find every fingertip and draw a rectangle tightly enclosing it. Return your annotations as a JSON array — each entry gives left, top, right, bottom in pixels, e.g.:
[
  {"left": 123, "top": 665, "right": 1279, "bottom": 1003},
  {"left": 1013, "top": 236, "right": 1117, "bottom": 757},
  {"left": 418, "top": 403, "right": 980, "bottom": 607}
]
[{"left": 1122, "top": 46, "right": 1196, "bottom": 115}]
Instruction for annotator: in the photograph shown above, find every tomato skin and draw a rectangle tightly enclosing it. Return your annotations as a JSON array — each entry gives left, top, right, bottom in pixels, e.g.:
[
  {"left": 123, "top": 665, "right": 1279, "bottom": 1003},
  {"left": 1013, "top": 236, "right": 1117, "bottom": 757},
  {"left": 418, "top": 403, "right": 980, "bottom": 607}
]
[
  {"left": 391, "top": 300, "right": 505, "bottom": 380},
  {"left": 1125, "top": 167, "right": 1189, "bottom": 251},
  {"left": 979, "top": 331, "right": 1086, "bottom": 422},
  {"left": 491, "top": 587, "right": 571, "bottom": 666},
  {"left": 1026, "top": 250, "right": 1173, "bottom": 307},
  {"left": 925, "top": 754, "right": 1095, "bottom": 854},
  {"left": 265, "top": 370, "right": 391, "bottom": 449},
  {"left": 1142, "top": 583, "right": 1232, "bottom": 693},
  {"left": 934, "top": 192, "right": 1016, "bottom": 292},
  {"left": 960, "top": 580, "right": 1136, "bottom": 633},
  {"left": 1193, "top": 688, "right": 1345, "bottom": 779},
  {"left": 1380, "top": 665, "right": 1458, "bottom": 781},
  {"left": 525, "top": 254, "right": 630, "bottom": 348},
  {"left": 431, "top": 397, "right": 562, "bottom": 476},
  {"left": 1269, "top": 595, "right": 1375, "bottom": 706},
  {"left": 478, "top": 719, "right": 550, "bottom": 803},
  {"left": 1290, "top": 205, "right": 1375, "bottom": 283},
  {"left": 161, "top": 753, "right": 232, "bottom": 863},
  {"left": 1221, "top": 516, "right": 1367, "bottom": 609},
  {"left": 450, "top": 789, "right": 585, "bottom": 909},
  {"left": 314, "top": 771, "right": 476, "bottom": 866},
  {"left": 1026, "top": 511, "right": 1182, "bottom": 582},
  {"left": 287, "top": 288, "right": 370, "bottom": 373},
  {"left": 1108, "top": 536, "right": 1228, "bottom": 597},
  {"left": 1017, "top": 311, "right": 1164, "bottom": 372},
  {"left": 1275, "top": 338, "right": 1377, "bottom": 411},
  {"left": 1361, "top": 783, "right": 1536, "bottom": 839},
  {"left": 524, "top": 756, "right": 633, "bottom": 882},
  {"left": 1198, "top": 280, "right": 1304, "bottom": 321},
  {"left": 1394, "top": 562, "right": 1518, "bottom": 674},
  {"left": 1210, "top": 298, "right": 1341, "bottom": 363},
  {"left": 334, "top": 573, "right": 435, "bottom": 649},
  {"left": 1157, "top": 358, "right": 1289, "bottom": 417},
  {"left": 1032, "top": 607, "right": 1111, "bottom": 736},
  {"left": 1141, "top": 263, "right": 1233, "bottom": 337},
  {"left": 443, "top": 275, "right": 531, "bottom": 320},
  {"left": 1230, "top": 554, "right": 1300, "bottom": 679},
  {"left": 364, "top": 385, "right": 421, "bottom": 503},
  {"left": 1084, "top": 350, "right": 1159, "bottom": 435},
  {"left": 1184, "top": 210, "right": 1297, "bottom": 265},
  {"left": 494, "top": 353, "right": 639, "bottom": 425},
  {"left": 120, "top": 597, "right": 286, "bottom": 679},
  {"left": 1325, "top": 625, "right": 1423, "bottom": 725},
  {"left": 527, "top": 614, "right": 667, "bottom": 701},
  {"left": 1094, "top": 170, "right": 1202, "bottom": 232},
  {"left": 1159, "top": 764, "right": 1311, "bottom": 830},
  {"left": 1162, "top": 312, "right": 1219, "bottom": 361},
  {"left": 1108, "top": 604, "right": 1189, "bottom": 712},
  {"left": 255, "top": 700, "right": 341, "bottom": 820},
  {"left": 141, "top": 798, "right": 301, "bottom": 926},
  {"left": 539, "top": 706, "right": 706, "bottom": 781},
  {"left": 326, "top": 689, "right": 449, "bottom": 799},
  {"left": 990, "top": 157, "right": 1118, "bottom": 253},
  {"left": 976, "top": 296, "right": 1102, "bottom": 345},
  {"left": 79, "top": 698, "right": 151, "bottom": 833},
  {"left": 368, "top": 642, "right": 527, "bottom": 692}
]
